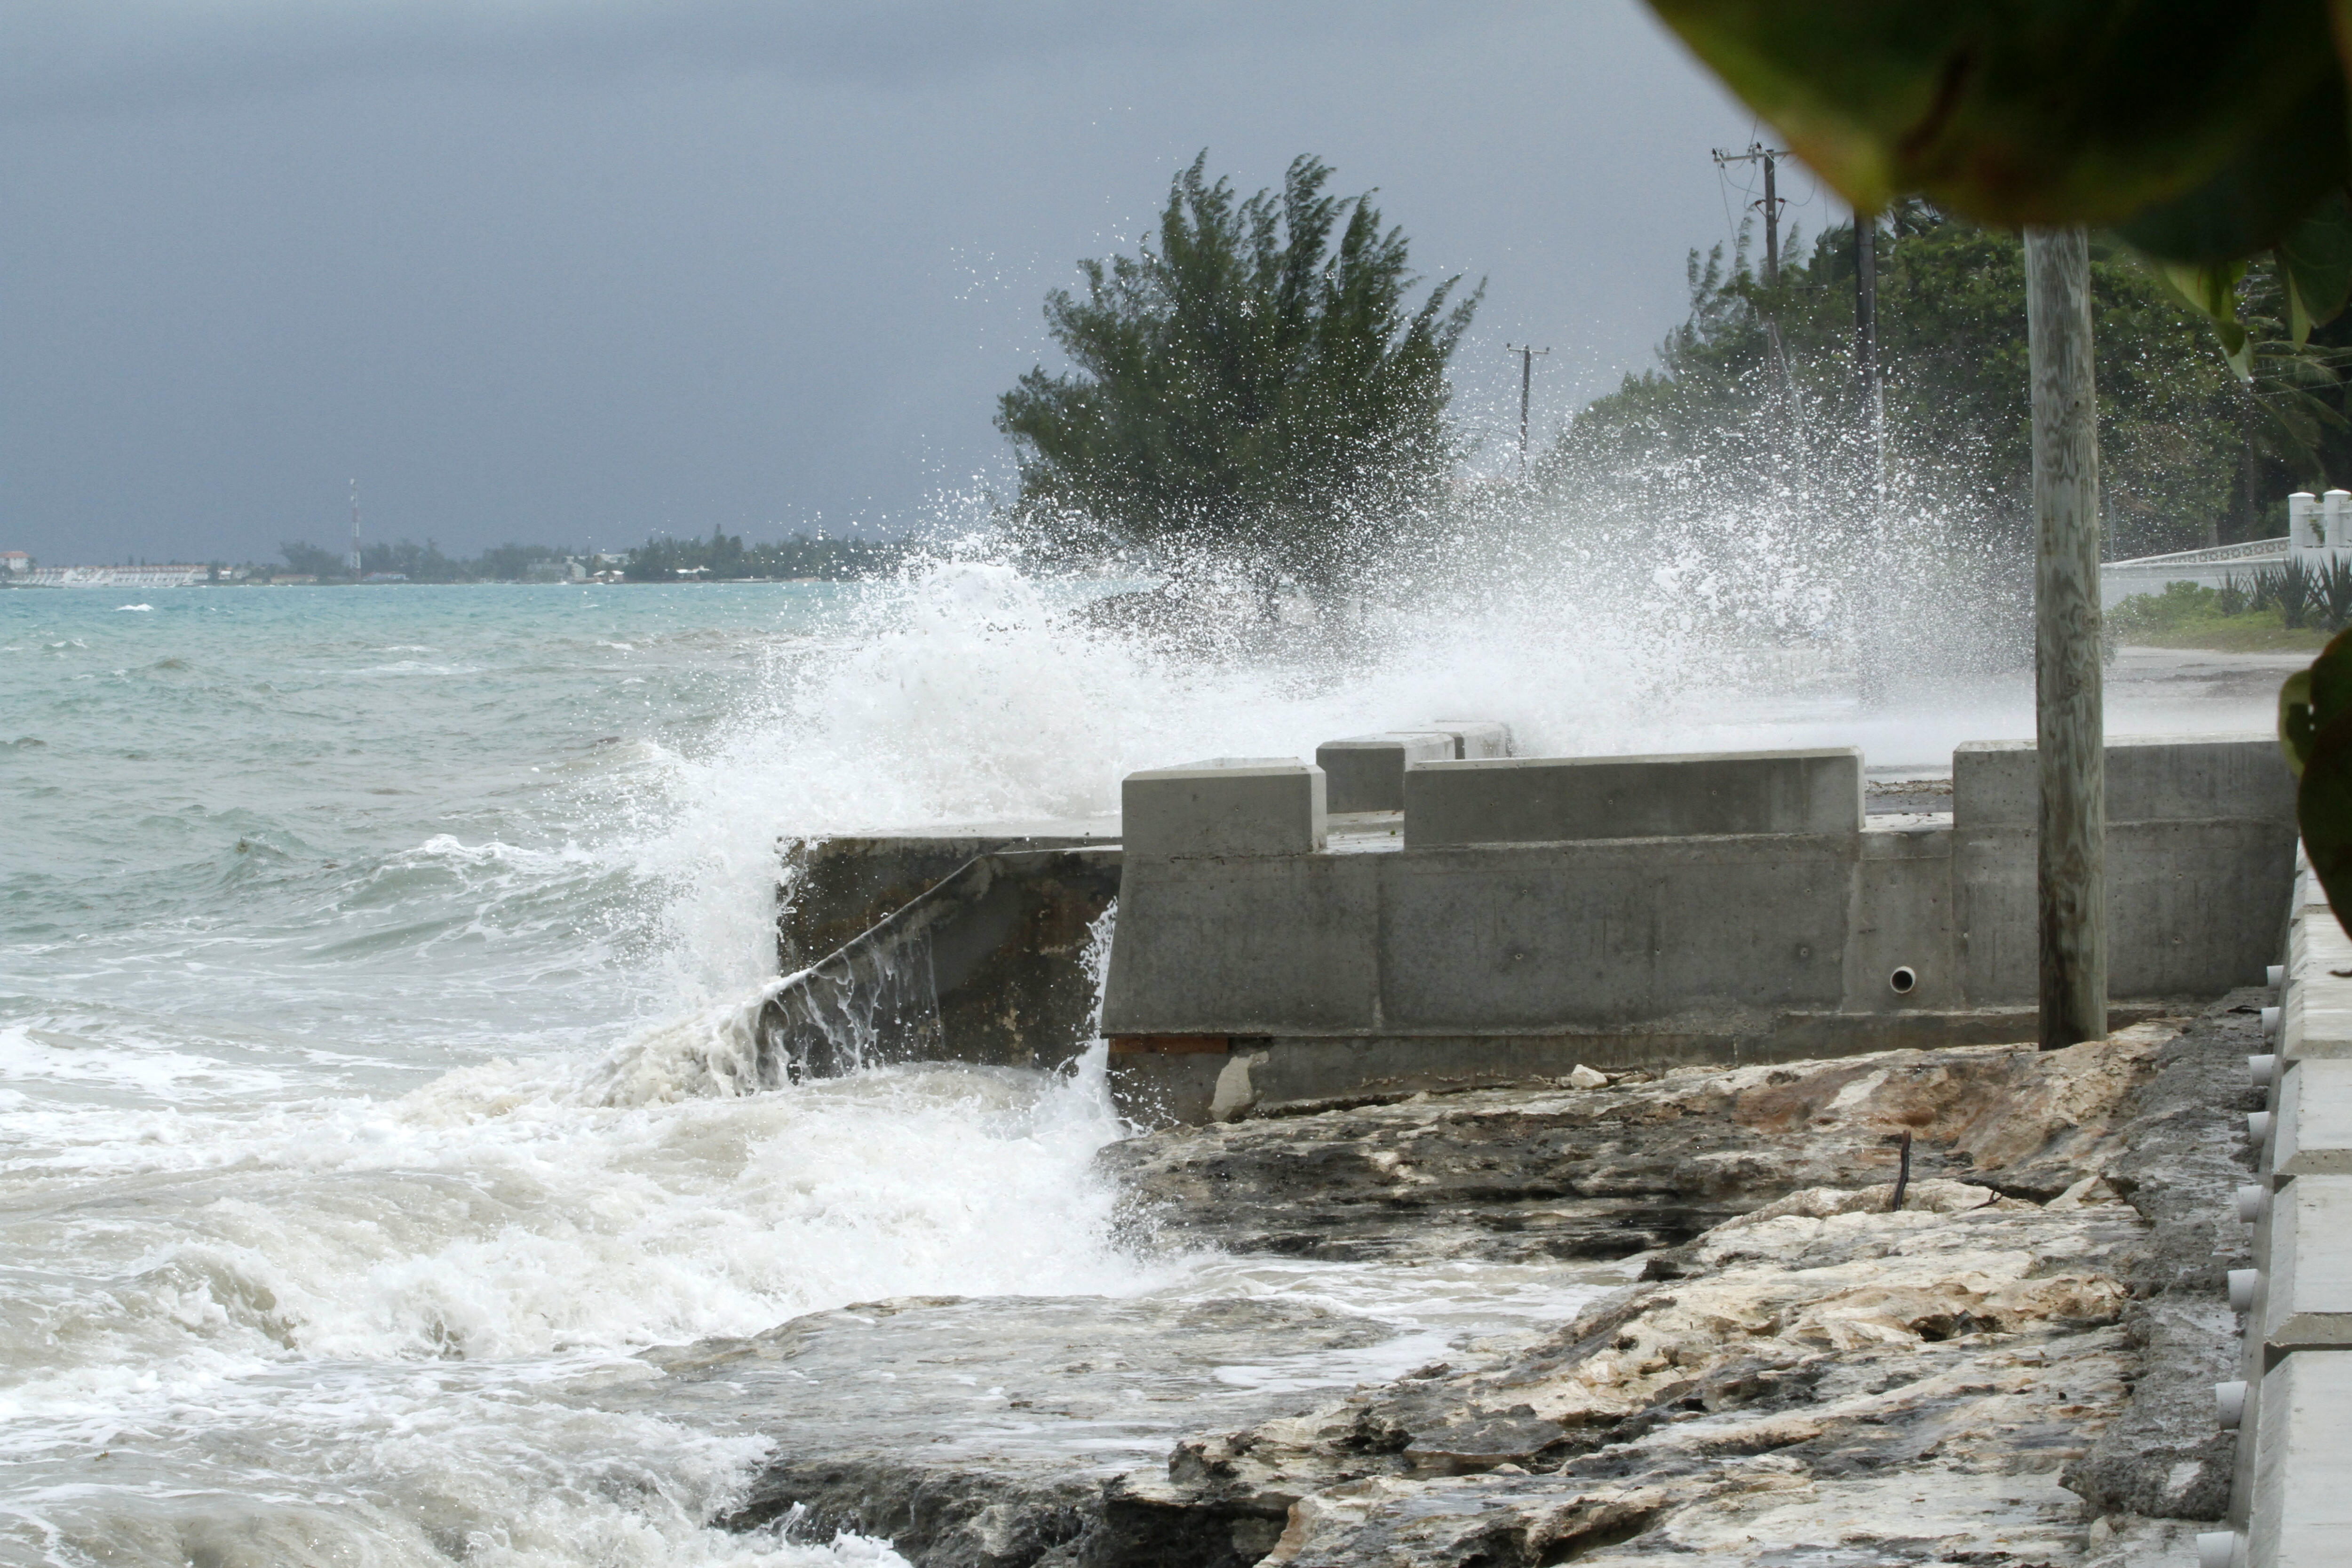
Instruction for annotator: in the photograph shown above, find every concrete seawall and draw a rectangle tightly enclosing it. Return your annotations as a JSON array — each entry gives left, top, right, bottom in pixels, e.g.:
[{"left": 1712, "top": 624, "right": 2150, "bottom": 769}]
[
  {"left": 766, "top": 729, "right": 2298, "bottom": 1131},
  {"left": 1103, "top": 733, "right": 2296, "bottom": 1123}
]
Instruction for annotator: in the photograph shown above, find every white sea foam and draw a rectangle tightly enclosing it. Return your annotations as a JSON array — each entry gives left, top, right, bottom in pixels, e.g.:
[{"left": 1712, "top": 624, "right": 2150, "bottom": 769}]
[{"left": 0, "top": 542, "right": 2290, "bottom": 1566}]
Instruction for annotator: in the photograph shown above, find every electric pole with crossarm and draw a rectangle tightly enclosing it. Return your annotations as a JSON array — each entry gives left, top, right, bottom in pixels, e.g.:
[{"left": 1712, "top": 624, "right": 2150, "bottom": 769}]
[{"left": 1711, "top": 142, "right": 1787, "bottom": 286}]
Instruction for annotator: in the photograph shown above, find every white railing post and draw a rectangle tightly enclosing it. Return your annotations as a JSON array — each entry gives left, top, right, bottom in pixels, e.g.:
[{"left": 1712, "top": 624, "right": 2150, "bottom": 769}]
[{"left": 2291, "top": 491, "right": 2321, "bottom": 572}]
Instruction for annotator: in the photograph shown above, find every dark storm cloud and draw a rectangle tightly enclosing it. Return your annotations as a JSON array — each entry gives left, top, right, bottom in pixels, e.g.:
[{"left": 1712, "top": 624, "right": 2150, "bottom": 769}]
[
  {"left": 0, "top": 2, "right": 1457, "bottom": 119},
  {"left": 0, "top": 2, "right": 1776, "bottom": 565}
]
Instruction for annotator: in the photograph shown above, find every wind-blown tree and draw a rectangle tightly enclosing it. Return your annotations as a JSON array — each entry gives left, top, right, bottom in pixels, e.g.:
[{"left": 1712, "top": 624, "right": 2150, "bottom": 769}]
[
  {"left": 1554, "top": 206, "right": 2307, "bottom": 557},
  {"left": 997, "top": 153, "right": 1480, "bottom": 595}
]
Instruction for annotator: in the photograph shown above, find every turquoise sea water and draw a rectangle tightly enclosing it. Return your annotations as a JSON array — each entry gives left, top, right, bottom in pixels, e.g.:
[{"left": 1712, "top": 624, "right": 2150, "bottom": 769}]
[
  {"left": 1, "top": 578, "right": 1627, "bottom": 1567},
  {"left": 6, "top": 584, "right": 843, "bottom": 1089},
  {"left": 3, "top": 570, "right": 2272, "bottom": 1566}
]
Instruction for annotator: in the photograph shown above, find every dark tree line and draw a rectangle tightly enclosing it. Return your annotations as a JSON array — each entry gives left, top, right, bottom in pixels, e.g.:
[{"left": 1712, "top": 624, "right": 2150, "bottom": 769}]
[
  {"left": 269, "top": 530, "right": 901, "bottom": 583},
  {"left": 622, "top": 529, "right": 902, "bottom": 581},
  {"left": 1549, "top": 205, "right": 2348, "bottom": 557}
]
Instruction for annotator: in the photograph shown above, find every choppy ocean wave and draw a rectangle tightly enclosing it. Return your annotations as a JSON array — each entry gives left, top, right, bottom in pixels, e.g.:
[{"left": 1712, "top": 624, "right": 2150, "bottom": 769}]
[{"left": 3, "top": 556, "right": 2255, "bottom": 1565}]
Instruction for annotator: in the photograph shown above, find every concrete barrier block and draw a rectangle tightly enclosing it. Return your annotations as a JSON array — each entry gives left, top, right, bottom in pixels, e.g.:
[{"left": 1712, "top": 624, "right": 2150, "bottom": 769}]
[
  {"left": 1315, "top": 732, "right": 1457, "bottom": 814},
  {"left": 2258, "top": 1177, "right": 2352, "bottom": 1351},
  {"left": 1100, "top": 852, "right": 1379, "bottom": 1035},
  {"left": 1841, "top": 826, "right": 1959, "bottom": 1012},
  {"left": 2275, "top": 1061, "right": 2352, "bottom": 1176},
  {"left": 1121, "top": 759, "right": 1326, "bottom": 859},
  {"left": 1377, "top": 837, "right": 1852, "bottom": 1029},
  {"left": 2249, "top": 1351, "right": 2352, "bottom": 1566},
  {"left": 1955, "top": 818, "right": 2296, "bottom": 1005},
  {"left": 2286, "top": 918, "right": 2352, "bottom": 1060},
  {"left": 1402, "top": 748, "right": 1863, "bottom": 847},
  {"left": 1953, "top": 734, "right": 2293, "bottom": 829},
  {"left": 1428, "top": 720, "right": 1514, "bottom": 760}
]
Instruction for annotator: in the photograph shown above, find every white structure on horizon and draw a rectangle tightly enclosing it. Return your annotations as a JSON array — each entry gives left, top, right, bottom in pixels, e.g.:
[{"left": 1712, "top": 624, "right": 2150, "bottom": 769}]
[{"left": 17, "top": 564, "right": 206, "bottom": 589}]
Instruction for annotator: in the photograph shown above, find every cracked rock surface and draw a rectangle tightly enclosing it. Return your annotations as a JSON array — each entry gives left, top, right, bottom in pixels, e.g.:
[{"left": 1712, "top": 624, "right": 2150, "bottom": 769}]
[{"left": 600, "top": 994, "right": 2262, "bottom": 1567}]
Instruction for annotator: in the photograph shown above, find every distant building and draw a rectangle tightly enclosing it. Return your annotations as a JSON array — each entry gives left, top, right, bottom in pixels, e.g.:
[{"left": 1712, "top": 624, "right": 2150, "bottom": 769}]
[
  {"left": 20, "top": 564, "right": 205, "bottom": 588},
  {"left": 362, "top": 572, "right": 409, "bottom": 584},
  {"left": 0, "top": 551, "right": 28, "bottom": 576}
]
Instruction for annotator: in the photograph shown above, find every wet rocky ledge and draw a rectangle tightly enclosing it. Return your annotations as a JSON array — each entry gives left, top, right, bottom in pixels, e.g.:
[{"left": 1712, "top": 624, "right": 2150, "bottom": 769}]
[{"left": 592, "top": 993, "right": 2266, "bottom": 1567}]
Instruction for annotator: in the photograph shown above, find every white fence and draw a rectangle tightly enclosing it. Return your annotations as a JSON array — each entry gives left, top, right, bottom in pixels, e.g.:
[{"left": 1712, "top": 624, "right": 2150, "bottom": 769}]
[{"left": 2100, "top": 490, "right": 2352, "bottom": 610}]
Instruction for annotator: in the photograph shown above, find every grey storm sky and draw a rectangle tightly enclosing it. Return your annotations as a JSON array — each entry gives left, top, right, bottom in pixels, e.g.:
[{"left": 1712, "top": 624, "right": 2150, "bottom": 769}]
[{"left": 0, "top": 0, "right": 1816, "bottom": 565}]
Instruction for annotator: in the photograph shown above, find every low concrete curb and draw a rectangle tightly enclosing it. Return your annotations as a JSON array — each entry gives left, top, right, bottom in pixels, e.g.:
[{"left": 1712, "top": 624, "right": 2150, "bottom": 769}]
[{"left": 2213, "top": 859, "right": 2352, "bottom": 1567}]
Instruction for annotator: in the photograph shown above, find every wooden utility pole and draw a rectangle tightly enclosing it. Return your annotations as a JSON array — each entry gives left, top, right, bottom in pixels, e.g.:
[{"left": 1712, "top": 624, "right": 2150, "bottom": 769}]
[
  {"left": 1713, "top": 145, "right": 1800, "bottom": 440},
  {"left": 2025, "top": 226, "right": 2106, "bottom": 1048},
  {"left": 1711, "top": 143, "right": 1787, "bottom": 285},
  {"left": 1505, "top": 344, "right": 1549, "bottom": 475}
]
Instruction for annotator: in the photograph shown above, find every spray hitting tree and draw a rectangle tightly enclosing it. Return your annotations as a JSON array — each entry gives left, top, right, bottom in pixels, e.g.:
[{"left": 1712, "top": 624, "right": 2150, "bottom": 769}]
[{"left": 998, "top": 153, "right": 1480, "bottom": 598}]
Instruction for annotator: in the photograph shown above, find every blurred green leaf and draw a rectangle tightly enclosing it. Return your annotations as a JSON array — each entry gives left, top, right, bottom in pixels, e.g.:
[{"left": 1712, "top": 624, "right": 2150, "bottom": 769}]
[
  {"left": 2114, "top": 76, "right": 2352, "bottom": 265},
  {"left": 1645, "top": 1, "right": 2341, "bottom": 231},
  {"left": 2308, "top": 626, "right": 2352, "bottom": 728},
  {"left": 2151, "top": 259, "right": 2254, "bottom": 377},
  {"left": 2283, "top": 667, "right": 2317, "bottom": 777},
  {"left": 2287, "top": 632, "right": 2352, "bottom": 923},
  {"left": 2301, "top": 707, "right": 2352, "bottom": 923},
  {"left": 2278, "top": 192, "right": 2352, "bottom": 341}
]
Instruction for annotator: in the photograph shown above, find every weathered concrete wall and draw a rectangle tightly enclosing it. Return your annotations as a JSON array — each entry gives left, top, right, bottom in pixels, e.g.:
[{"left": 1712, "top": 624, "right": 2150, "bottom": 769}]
[
  {"left": 779, "top": 822, "right": 1118, "bottom": 969},
  {"left": 1106, "top": 733, "right": 2295, "bottom": 1125},
  {"left": 1955, "top": 733, "right": 2298, "bottom": 828},
  {"left": 769, "top": 732, "right": 2294, "bottom": 1137},
  {"left": 1315, "top": 732, "right": 1455, "bottom": 813},
  {"left": 1120, "top": 759, "right": 1325, "bottom": 859},
  {"left": 1951, "top": 734, "right": 2297, "bottom": 1008},
  {"left": 1403, "top": 747, "right": 1863, "bottom": 846},
  {"left": 762, "top": 847, "right": 1120, "bottom": 1081}
]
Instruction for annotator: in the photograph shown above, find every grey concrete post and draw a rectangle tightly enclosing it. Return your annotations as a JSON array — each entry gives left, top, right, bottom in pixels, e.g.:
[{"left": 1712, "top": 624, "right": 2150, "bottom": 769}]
[{"left": 2026, "top": 226, "right": 2106, "bottom": 1048}]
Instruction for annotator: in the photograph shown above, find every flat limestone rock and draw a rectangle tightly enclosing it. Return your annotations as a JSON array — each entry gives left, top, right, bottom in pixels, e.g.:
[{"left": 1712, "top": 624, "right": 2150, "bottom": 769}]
[
  {"left": 587, "top": 1294, "right": 1454, "bottom": 1567},
  {"left": 1163, "top": 1196, "right": 2146, "bottom": 1565},
  {"left": 604, "top": 995, "right": 2262, "bottom": 1567},
  {"left": 1097, "top": 1023, "right": 2188, "bottom": 1265},
  {"left": 1111, "top": 996, "right": 2264, "bottom": 1568}
]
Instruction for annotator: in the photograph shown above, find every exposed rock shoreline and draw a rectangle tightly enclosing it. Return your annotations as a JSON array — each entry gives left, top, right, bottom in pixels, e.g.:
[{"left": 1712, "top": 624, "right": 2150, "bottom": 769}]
[{"left": 599, "top": 991, "right": 2265, "bottom": 1566}]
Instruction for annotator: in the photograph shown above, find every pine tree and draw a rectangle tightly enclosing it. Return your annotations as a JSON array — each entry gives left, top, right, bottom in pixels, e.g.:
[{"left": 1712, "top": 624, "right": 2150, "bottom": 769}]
[{"left": 998, "top": 153, "right": 1479, "bottom": 594}]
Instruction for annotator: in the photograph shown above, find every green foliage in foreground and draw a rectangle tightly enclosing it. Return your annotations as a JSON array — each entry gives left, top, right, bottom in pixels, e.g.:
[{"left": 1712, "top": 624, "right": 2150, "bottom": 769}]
[
  {"left": 998, "top": 152, "right": 1479, "bottom": 592},
  {"left": 2107, "top": 580, "right": 2329, "bottom": 652},
  {"left": 2282, "top": 622, "right": 2352, "bottom": 934}
]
